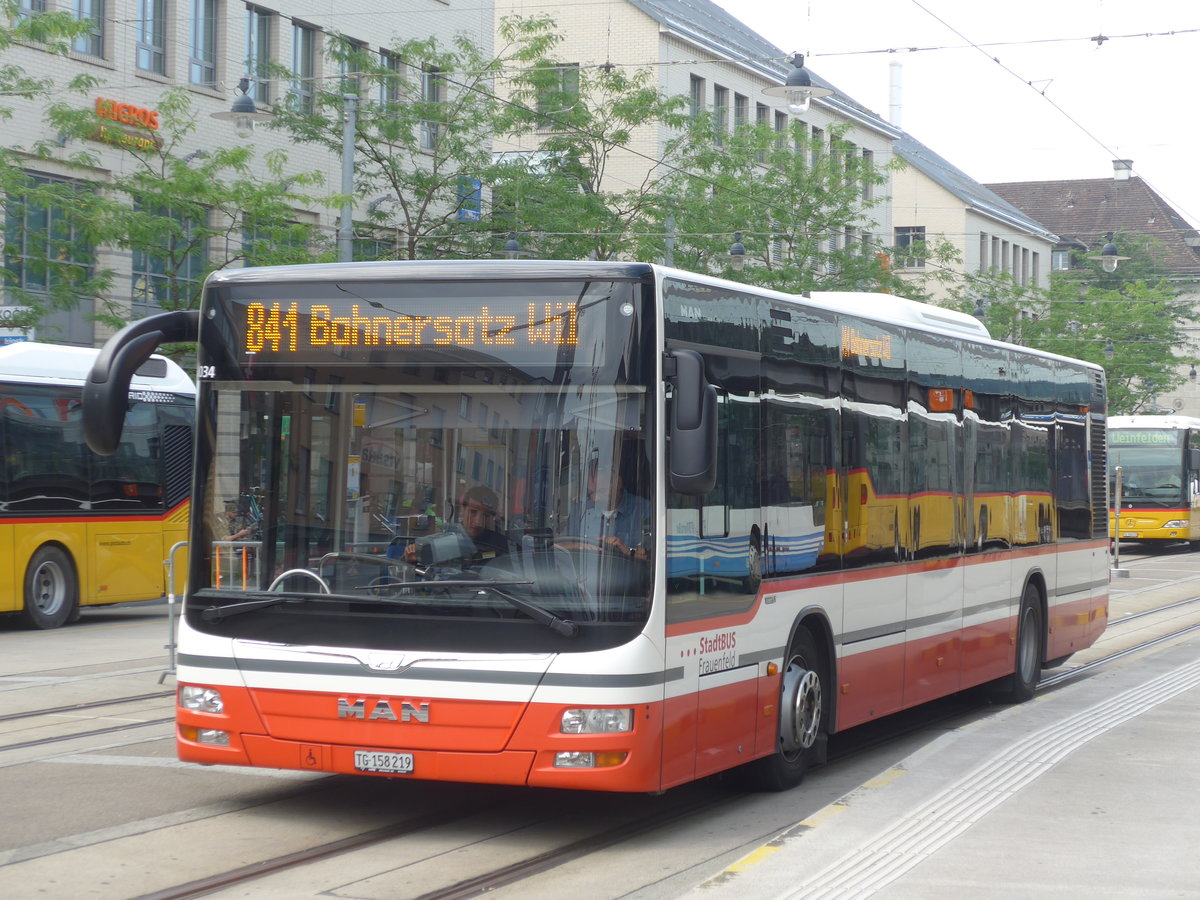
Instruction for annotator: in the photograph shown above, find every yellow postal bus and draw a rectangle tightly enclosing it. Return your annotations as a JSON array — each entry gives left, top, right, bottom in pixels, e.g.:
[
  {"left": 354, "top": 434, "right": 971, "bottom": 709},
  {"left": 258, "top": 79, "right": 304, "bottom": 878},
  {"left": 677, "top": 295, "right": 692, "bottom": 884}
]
[{"left": 0, "top": 342, "right": 194, "bottom": 628}]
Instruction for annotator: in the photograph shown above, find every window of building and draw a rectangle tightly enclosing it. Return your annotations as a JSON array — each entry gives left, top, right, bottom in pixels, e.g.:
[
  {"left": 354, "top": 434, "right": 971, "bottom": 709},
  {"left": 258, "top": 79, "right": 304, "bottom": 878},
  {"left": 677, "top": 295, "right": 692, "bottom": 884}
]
[
  {"left": 246, "top": 5, "right": 273, "bottom": 104},
  {"left": 978, "top": 232, "right": 989, "bottom": 272},
  {"left": 420, "top": 66, "right": 442, "bottom": 150},
  {"left": 537, "top": 63, "right": 579, "bottom": 128},
  {"left": 713, "top": 85, "right": 728, "bottom": 145},
  {"left": 72, "top": 0, "right": 104, "bottom": 57},
  {"left": 733, "top": 93, "right": 748, "bottom": 129},
  {"left": 131, "top": 204, "right": 208, "bottom": 316},
  {"left": 242, "top": 216, "right": 312, "bottom": 265},
  {"left": 331, "top": 35, "right": 366, "bottom": 96},
  {"left": 1031, "top": 251, "right": 1040, "bottom": 284},
  {"left": 15, "top": 1, "right": 47, "bottom": 19},
  {"left": 861, "top": 149, "right": 874, "bottom": 201},
  {"left": 774, "top": 110, "right": 788, "bottom": 149},
  {"left": 894, "top": 226, "right": 926, "bottom": 269},
  {"left": 1051, "top": 249, "right": 1070, "bottom": 271},
  {"left": 689, "top": 75, "right": 704, "bottom": 119},
  {"left": 378, "top": 49, "right": 403, "bottom": 105},
  {"left": 4, "top": 175, "right": 94, "bottom": 296},
  {"left": 136, "top": 0, "right": 166, "bottom": 74},
  {"left": 190, "top": 0, "right": 218, "bottom": 86},
  {"left": 291, "top": 21, "right": 317, "bottom": 112}
]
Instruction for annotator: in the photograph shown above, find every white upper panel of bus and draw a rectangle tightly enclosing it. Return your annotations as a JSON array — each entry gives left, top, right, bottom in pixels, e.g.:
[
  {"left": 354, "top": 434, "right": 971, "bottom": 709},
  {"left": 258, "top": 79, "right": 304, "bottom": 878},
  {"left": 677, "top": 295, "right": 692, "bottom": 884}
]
[
  {"left": 1108, "top": 414, "right": 1200, "bottom": 431},
  {"left": 0, "top": 341, "right": 195, "bottom": 395}
]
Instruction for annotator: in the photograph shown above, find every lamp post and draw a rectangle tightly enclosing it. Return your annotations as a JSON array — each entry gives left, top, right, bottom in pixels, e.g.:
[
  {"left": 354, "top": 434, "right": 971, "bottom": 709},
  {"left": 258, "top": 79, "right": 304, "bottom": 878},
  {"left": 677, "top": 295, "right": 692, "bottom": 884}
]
[
  {"left": 763, "top": 53, "right": 833, "bottom": 115},
  {"left": 337, "top": 85, "right": 358, "bottom": 263}
]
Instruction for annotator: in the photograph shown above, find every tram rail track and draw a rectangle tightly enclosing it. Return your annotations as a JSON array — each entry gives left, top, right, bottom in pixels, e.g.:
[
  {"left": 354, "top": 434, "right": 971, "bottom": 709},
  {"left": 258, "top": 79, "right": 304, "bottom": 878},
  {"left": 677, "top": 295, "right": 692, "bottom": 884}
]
[{"left": 10, "top": 592, "right": 1200, "bottom": 899}]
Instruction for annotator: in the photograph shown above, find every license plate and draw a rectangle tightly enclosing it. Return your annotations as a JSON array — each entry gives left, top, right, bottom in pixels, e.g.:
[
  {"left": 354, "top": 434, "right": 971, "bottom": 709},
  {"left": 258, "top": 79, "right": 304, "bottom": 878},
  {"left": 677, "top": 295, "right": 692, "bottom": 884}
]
[
  {"left": 354, "top": 750, "right": 414, "bottom": 774},
  {"left": 1121, "top": 532, "right": 1138, "bottom": 538}
]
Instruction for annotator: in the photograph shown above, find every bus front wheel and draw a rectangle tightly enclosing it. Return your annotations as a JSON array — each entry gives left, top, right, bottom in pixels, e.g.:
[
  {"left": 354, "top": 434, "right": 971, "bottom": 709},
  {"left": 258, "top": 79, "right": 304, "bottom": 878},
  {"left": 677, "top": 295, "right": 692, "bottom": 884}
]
[
  {"left": 21, "top": 546, "right": 78, "bottom": 630},
  {"left": 741, "top": 625, "right": 827, "bottom": 791}
]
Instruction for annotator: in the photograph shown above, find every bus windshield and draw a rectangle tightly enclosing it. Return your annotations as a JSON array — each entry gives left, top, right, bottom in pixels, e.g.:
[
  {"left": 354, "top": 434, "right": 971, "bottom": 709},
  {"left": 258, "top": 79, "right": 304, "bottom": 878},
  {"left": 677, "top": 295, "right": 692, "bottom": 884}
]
[
  {"left": 1110, "top": 442, "right": 1187, "bottom": 505},
  {"left": 190, "top": 277, "right": 654, "bottom": 650}
]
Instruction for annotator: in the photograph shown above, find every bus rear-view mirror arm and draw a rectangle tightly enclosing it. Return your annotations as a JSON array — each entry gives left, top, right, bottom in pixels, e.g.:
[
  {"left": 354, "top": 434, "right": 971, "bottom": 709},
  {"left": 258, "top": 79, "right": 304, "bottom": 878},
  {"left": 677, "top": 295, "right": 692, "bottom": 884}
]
[
  {"left": 665, "top": 348, "right": 717, "bottom": 495},
  {"left": 83, "top": 309, "right": 200, "bottom": 456}
]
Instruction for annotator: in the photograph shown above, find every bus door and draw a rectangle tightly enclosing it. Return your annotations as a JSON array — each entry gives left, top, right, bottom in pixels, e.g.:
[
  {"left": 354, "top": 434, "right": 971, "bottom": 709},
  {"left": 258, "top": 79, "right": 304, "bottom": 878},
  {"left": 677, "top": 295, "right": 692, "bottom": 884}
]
[{"left": 661, "top": 279, "right": 763, "bottom": 783}]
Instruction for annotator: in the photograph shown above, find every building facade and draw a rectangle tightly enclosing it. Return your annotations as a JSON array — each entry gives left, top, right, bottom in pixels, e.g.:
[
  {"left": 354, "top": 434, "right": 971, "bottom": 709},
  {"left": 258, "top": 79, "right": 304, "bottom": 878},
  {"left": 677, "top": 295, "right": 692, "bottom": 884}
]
[
  {"left": 2, "top": 0, "right": 494, "bottom": 346},
  {"left": 989, "top": 161, "right": 1200, "bottom": 417},
  {"left": 890, "top": 135, "right": 1057, "bottom": 305},
  {"left": 492, "top": 0, "right": 900, "bottom": 268}
]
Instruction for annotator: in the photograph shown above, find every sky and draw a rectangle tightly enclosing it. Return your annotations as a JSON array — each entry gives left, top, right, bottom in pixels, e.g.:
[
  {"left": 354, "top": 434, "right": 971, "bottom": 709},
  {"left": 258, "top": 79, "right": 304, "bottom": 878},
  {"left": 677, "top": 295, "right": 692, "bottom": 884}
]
[{"left": 715, "top": 0, "right": 1200, "bottom": 229}]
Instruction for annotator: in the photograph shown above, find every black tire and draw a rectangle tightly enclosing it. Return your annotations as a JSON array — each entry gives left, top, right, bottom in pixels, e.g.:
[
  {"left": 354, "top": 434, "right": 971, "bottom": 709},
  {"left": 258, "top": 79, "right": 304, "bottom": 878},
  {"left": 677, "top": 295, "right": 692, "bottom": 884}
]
[
  {"left": 741, "top": 625, "right": 828, "bottom": 791},
  {"left": 993, "top": 582, "right": 1043, "bottom": 703},
  {"left": 21, "top": 545, "right": 78, "bottom": 630}
]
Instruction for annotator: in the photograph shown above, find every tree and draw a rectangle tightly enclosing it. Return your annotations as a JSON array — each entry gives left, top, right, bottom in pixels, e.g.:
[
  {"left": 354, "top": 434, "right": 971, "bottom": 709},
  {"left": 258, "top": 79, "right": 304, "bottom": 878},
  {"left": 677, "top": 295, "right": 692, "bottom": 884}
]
[
  {"left": 265, "top": 18, "right": 560, "bottom": 261},
  {"left": 0, "top": 2, "right": 101, "bottom": 335},
  {"left": 493, "top": 26, "right": 692, "bottom": 262},
  {"left": 664, "top": 117, "right": 902, "bottom": 293},
  {"left": 19, "top": 88, "right": 325, "bottom": 336}
]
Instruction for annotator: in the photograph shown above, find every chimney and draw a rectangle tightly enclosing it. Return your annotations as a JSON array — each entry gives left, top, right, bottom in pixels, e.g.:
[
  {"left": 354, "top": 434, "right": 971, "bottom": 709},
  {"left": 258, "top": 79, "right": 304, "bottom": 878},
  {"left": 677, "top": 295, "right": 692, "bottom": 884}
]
[
  {"left": 888, "top": 62, "right": 902, "bottom": 128},
  {"left": 1113, "top": 159, "right": 1133, "bottom": 181}
]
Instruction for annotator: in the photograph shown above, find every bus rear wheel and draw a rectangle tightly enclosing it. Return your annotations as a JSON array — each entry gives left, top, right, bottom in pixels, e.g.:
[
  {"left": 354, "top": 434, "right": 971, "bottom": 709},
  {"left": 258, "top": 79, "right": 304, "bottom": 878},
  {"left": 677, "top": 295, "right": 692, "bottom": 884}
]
[
  {"left": 741, "top": 625, "right": 827, "bottom": 791},
  {"left": 992, "top": 582, "right": 1042, "bottom": 703},
  {"left": 21, "top": 546, "right": 78, "bottom": 630}
]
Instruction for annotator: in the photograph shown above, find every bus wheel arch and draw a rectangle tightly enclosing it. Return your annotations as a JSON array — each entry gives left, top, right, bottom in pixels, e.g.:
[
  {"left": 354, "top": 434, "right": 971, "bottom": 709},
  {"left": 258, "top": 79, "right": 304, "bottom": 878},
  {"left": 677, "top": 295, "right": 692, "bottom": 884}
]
[
  {"left": 992, "top": 575, "right": 1045, "bottom": 703},
  {"left": 741, "top": 613, "right": 833, "bottom": 791},
  {"left": 20, "top": 543, "right": 79, "bottom": 630}
]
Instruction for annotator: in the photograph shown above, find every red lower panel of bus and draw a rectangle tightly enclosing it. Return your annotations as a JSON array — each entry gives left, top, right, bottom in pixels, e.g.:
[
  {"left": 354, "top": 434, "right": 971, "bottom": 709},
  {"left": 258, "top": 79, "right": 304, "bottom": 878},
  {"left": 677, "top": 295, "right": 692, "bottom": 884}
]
[{"left": 177, "top": 685, "right": 670, "bottom": 792}]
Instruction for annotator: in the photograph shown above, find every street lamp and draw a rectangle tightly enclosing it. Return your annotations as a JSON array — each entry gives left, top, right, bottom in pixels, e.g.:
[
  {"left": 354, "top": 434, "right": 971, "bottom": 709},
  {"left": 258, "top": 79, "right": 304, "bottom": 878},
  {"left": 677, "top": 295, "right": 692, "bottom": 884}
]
[
  {"left": 763, "top": 53, "right": 833, "bottom": 115},
  {"left": 211, "top": 76, "right": 273, "bottom": 138},
  {"left": 1088, "top": 232, "right": 1129, "bottom": 273},
  {"left": 503, "top": 232, "right": 522, "bottom": 259},
  {"left": 727, "top": 232, "right": 746, "bottom": 271}
]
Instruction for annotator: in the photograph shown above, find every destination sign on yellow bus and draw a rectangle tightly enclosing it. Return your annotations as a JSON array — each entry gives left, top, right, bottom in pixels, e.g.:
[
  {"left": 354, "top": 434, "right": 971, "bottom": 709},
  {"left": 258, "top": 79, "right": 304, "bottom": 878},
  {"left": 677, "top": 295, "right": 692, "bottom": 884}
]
[{"left": 242, "top": 300, "right": 580, "bottom": 354}]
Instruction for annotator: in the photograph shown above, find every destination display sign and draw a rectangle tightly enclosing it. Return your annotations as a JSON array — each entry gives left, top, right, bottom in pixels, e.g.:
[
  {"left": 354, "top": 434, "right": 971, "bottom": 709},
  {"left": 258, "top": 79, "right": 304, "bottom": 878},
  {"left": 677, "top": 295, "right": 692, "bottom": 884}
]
[
  {"left": 212, "top": 281, "right": 637, "bottom": 369},
  {"left": 242, "top": 300, "right": 580, "bottom": 354},
  {"left": 1109, "top": 429, "right": 1182, "bottom": 447}
]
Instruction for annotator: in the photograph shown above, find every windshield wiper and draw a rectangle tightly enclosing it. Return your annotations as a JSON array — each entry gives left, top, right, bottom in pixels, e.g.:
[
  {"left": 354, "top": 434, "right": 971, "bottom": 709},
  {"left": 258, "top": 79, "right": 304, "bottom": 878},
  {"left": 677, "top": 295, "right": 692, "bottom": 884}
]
[
  {"left": 197, "top": 580, "right": 580, "bottom": 637},
  {"left": 199, "top": 589, "right": 430, "bottom": 622},
  {"left": 472, "top": 581, "right": 580, "bottom": 638}
]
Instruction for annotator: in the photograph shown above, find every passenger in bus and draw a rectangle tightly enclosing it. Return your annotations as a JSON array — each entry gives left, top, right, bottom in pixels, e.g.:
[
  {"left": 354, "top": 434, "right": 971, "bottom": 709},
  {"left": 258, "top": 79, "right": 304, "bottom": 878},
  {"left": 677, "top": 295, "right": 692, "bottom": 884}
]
[
  {"left": 568, "top": 458, "right": 650, "bottom": 560},
  {"left": 401, "top": 484, "right": 511, "bottom": 565}
]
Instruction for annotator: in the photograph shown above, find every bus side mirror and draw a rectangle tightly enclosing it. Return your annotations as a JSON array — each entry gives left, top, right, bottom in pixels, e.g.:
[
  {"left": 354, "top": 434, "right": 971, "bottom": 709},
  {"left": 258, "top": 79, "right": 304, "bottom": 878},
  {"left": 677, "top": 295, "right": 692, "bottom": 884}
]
[
  {"left": 666, "top": 349, "right": 717, "bottom": 495},
  {"left": 83, "top": 309, "right": 199, "bottom": 455}
]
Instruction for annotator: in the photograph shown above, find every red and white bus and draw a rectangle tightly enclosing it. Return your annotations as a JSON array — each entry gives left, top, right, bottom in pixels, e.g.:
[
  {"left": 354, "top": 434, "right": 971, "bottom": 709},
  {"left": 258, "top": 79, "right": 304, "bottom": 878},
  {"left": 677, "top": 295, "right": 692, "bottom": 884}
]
[{"left": 83, "top": 261, "right": 1109, "bottom": 792}]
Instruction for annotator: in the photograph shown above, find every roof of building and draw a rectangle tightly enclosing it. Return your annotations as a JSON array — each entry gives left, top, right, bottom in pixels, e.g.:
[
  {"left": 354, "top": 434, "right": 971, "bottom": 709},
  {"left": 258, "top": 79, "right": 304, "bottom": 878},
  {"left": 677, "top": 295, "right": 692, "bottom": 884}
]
[
  {"left": 987, "top": 175, "right": 1200, "bottom": 276},
  {"left": 893, "top": 135, "right": 1058, "bottom": 240},
  {"left": 627, "top": 0, "right": 900, "bottom": 138}
]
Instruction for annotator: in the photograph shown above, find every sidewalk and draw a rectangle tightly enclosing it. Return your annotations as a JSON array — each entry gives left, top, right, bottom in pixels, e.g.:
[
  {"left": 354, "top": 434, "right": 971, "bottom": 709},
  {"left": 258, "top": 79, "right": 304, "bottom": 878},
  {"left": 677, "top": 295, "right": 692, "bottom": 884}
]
[{"left": 684, "top": 633, "right": 1200, "bottom": 899}]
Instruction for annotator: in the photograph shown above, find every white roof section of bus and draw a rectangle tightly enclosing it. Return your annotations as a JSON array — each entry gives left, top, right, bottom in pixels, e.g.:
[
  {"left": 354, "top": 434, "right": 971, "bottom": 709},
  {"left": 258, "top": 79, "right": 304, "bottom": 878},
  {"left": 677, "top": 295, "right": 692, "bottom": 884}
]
[
  {"left": 1108, "top": 414, "right": 1200, "bottom": 430},
  {"left": 0, "top": 342, "right": 195, "bottom": 395}
]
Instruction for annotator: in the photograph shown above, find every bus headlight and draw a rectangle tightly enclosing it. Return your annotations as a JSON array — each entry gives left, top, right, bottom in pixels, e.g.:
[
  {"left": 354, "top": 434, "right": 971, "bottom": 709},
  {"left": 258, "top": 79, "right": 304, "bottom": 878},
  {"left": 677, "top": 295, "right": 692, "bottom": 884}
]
[
  {"left": 1164, "top": 520, "right": 1188, "bottom": 528},
  {"left": 554, "top": 751, "right": 628, "bottom": 768},
  {"left": 560, "top": 708, "right": 633, "bottom": 734},
  {"left": 180, "top": 686, "right": 224, "bottom": 714}
]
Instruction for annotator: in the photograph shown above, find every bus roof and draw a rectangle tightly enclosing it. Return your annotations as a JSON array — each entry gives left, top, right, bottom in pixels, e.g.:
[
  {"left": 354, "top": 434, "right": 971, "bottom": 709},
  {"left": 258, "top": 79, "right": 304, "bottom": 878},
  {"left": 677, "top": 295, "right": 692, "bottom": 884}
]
[
  {"left": 203, "top": 259, "right": 1100, "bottom": 373},
  {"left": 1108, "top": 414, "right": 1200, "bottom": 431},
  {"left": 0, "top": 341, "right": 195, "bottom": 396}
]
